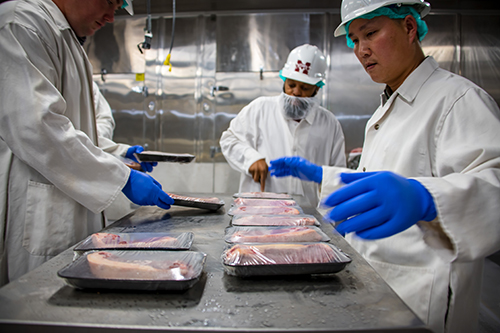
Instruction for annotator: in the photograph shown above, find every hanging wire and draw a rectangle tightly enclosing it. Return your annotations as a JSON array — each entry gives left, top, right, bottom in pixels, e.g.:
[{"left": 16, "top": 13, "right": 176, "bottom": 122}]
[{"left": 163, "top": 0, "right": 176, "bottom": 71}]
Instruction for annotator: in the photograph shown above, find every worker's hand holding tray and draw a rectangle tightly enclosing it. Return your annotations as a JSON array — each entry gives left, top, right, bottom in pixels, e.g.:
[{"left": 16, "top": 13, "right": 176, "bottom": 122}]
[
  {"left": 224, "top": 226, "right": 330, "bottom": 243},
  {"left": 233, "top": 192, "right": 293, "bottom": 199},
  {"left": 58, "top": 250, "right": 206, "bottom": 291},
  {"left": 73, "top": 232, "right": 194, "bottom": 254},
  {"left": 230, "top": 214, "right": 320, "bottom": 227},
  {"left": 167, "top": 193, "right": 225, "bottom": 211},
  {"left": 134, "top": 151, "right": 195, "bottom": 163},
  {"left": 222, "top": 242, "right": 351, "bottom": 277}
]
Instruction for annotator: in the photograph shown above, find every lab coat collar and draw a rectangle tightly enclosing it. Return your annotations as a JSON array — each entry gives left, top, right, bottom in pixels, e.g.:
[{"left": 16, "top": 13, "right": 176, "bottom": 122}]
[
  {"left": 41, "top": 0, "right": 72, "bottom": 32},
  {"left": 393, "top": 56, "right": 440, "bottom": 104}
]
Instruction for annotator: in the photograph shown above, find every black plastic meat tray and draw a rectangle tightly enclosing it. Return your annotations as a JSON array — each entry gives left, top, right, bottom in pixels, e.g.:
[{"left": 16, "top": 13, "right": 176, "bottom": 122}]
[{"left": 135, "top": 151, "right": 195, "bottom": 163}]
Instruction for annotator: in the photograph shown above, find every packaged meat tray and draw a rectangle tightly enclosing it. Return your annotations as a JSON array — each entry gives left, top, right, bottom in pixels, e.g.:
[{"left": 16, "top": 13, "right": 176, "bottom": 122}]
[
  {"left": 167, "top": 193, "right": 225, "bottom": 211},
  {"left": 58, "top": 250, "right": 206, "bottom": 290},
  {"left": 232, "top": 198, "right": 297, "bottom": 207},
  {"left": 135, "top": 151, "right": 195, "bottom": 163},
  {"left": 222, "top": 243, "right": 351, "bottom": 277},
  {"left": 228, "top": 205, "right": 303, "bottom": 216},
  {"left": 74, "top": 232, "right": 194, "bottom": 253},
  {"left": 233, "top": 192, "right": 293, "bottom": 199},
  {"left": 231, "top": 214, "right": 320, "bottom": 226},
  {"left": 225, "top": 226, "right": 330, "bottom": 243}
]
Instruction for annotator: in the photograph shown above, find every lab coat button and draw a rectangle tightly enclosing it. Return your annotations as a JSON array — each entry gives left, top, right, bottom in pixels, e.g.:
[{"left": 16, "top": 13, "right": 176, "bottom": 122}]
[
  {"left": 374, "top": 124, "right": 380, "bottom": 130},
  {"left": 363, "top": 167, "right": 366, "bottom": 172}
]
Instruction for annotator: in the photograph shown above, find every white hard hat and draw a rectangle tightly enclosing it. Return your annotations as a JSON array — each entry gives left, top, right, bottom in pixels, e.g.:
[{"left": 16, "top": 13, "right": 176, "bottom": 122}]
[
  {"left": 280, "top": 44, "right": 327, "bottom": 86},
  {"left": 334, "top": 0, "right": 430, "bottom": 37},
  {"left": 122, "top": 0, "right": 134, "bottom": 15}
]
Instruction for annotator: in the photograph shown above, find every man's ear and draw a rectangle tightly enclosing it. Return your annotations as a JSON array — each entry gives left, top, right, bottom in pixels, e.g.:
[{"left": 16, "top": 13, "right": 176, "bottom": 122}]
[{"left": 403, "top": 15, "right": 419, "bottom": 44}]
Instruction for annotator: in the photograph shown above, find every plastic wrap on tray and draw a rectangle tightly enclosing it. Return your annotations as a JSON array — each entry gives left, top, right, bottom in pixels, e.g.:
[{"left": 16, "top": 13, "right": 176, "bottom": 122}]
[
  {"left": 232, "top": 198, "right": 297, "bottom": 207},
  {"left": 231, "top": 214, "right": 320, "bottom": 226},
  {"left": 134, "top": 151, "right": 195, "bottom": 163},
  {"left": 233, "top": 192, "right": 293, "bottom": 199},
  {"left": 74, "top": 232, "right": 194, "bottom": 252},
  {"left": 228, "top": 205, "right": 303, "bottom": 216},
  {"left": 225, "top": 226, "right": 330, "bottom": 243},
  {"left": 222, "top": 243, "right": 351, "bottom": 276},
  {"left": 167, "top": 193, "right": 225, "bottom": 211},
  {"left": 58, "top": 250, "right": 206, "bottom": 290}
]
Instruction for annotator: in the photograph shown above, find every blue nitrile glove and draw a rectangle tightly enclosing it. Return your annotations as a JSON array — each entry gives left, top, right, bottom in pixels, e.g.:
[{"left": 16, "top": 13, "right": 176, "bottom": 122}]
[
  {"left": 269, "top": 157, "right": 323, "bottom": 183},
  {"left": 122, "top": 169, "right": 174, "bottom": 210},
  {"left": 323, "top": 171, "right": 437, "bottom": 240},
  {"left": 125, "top": 145, "right": 158, "bottom": 172}
]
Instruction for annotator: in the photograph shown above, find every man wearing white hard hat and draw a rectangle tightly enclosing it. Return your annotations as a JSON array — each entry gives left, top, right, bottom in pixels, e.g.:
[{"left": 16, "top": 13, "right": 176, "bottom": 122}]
[
  {"left": 270, "top": 1, "right": 500, "bottom": 332},
  {"left": 0, "top": 0, "right": 176, "bottom": 286},
  {"left": 220, "top": 44, "right": 346, "bottom": 206}
]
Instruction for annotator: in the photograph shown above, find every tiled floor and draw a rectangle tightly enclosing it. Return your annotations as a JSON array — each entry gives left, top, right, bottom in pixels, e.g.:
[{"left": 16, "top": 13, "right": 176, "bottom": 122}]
[{"left": 478, "top": 251, "right": 500, "bottom": 332}]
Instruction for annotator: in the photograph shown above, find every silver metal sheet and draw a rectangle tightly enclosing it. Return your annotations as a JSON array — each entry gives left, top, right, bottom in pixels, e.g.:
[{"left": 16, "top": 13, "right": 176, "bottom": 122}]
[
  {"left": 86, "top": 7, "right": 500, "bottom": 193},
  {"left": 0, "top": 195, "right": 432, "bottom": 333}
]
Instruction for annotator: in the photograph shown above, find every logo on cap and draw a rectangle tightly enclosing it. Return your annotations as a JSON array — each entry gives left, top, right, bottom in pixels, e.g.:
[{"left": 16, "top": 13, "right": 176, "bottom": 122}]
[{"left": 295, "top": 60, "right": 311, "bottom": 75}]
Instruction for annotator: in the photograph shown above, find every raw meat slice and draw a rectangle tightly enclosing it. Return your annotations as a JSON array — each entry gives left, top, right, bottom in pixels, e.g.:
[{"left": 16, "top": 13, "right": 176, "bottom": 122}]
[
  {"left": 223, "top": 243, "right": 341, "bottom": 265},
  {"left": 229, "top": 206, "right": 300, "bottom": 216},
  {"left": 233, "top": 198, "right": 296, "bottom": 207},
  {"left": 91, "top": 233, "right": 179, "bottom": 248},
  {"left": 87, "top": 251, "right": 191, "bottom": 280},
  {"left": 234, "top": 192, "right": 292, "bottom": 199},
  {"left": 167, "top": 193, "right": 222, "bottom": 204},
  {"left": 232, "top": 215, "right": 319, "bottom": 226},
  {"left": 228, "top": 227, "right": 323, "bottom": 243}
]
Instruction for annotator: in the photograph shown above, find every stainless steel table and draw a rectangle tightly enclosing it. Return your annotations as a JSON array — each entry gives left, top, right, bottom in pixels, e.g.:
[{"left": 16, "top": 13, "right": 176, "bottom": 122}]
[{"left": 0, "top": 193, "right": 432, "bottom": 333}]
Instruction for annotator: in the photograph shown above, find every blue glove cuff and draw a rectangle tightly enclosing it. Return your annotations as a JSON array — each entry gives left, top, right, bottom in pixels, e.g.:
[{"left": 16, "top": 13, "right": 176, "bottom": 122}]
[
  {"left": 409, "top": 179, "right": 437, "bottom": 221},
  {"left": 313, "top": 165, "right": 323, "bottom": 184}
]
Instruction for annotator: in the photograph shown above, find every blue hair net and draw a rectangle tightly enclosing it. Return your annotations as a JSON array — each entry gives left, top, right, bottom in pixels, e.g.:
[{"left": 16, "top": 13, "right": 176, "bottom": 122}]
[
  {"left": 345, "top": 5, "right": 428, "bottom": 48},
  {"left": 279, "top": 70, "right": 325, "bottom": 88}
]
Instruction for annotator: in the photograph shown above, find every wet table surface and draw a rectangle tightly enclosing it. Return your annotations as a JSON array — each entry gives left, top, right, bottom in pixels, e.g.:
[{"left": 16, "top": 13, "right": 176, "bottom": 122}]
[{"left": 0, "top": 193, "right": 432, "bottom": 333}]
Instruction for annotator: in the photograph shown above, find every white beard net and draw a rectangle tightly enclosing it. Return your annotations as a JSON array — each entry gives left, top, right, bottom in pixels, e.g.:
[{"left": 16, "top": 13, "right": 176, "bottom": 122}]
[{"left": 280, "top": 92, "right": 317, "bottom": 120}]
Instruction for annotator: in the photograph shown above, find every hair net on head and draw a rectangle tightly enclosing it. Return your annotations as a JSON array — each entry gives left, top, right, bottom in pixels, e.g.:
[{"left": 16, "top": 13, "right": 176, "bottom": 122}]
[
  {"left": 345, "top": 5, "right": 428, "bottom": 48},
  {"left": 279, "top": 70, "right": 325, "bottom": 88}
]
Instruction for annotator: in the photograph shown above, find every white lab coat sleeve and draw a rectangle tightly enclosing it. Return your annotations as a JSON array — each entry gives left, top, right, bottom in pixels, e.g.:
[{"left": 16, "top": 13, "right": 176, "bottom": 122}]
[
  {"left": 220, "top": 103, "right": 267, "bottom": 175},
  {"left": 329, "top": 120, "right": 347, "bottom": 167},
  {"left": 93, "top": 82, "right": 130, "bottom": 156},
  {"left": 0, "top": 18, "right": 129, "bottom": 213},
  {"left": 415, "top": 87, "right": 500, "bottom": 263}
]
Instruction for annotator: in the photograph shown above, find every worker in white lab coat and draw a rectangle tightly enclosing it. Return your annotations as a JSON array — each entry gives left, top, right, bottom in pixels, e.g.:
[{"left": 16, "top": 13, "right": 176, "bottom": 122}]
[
  {"left": 0, "top": 0, "right": 173, "bottom": 286},
  {"left": 220, "top": 44, "right": 346, "bottom": 206},
  {"left": 269, "top": 1, "right": 500, "bottom": 332}
]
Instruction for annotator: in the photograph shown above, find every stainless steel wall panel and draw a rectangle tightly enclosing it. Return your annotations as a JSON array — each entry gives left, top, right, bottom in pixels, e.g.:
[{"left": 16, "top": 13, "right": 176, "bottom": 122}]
[
  {"left": 93, "top": 74, "right": 147, "bottom": 147},
  {"left": 422, "top": 13, "right": 460, "bottom": 73},
  {"left": 461, "top": 14, "right": 500, "bottom": 103},
  {"left": 216, "top": 13, "right": 326, "bottom": 73},
  {"left": 85, "top": 17, "right": 146, "bottom": 74},
  {"left": 85, "top": 6, "right": 500, "bottom": 196}
]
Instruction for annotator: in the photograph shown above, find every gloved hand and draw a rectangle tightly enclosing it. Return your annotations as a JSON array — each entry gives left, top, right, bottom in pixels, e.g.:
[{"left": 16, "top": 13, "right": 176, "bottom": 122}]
[
  {"left": 323, "top": 171, "right": 437, "bottom": 239},
  {"left": 122, "top": 169, "right": 174, "bottom": 210},
  {"left": 269, "top": 157, "right": 323, "bottom": 183},
  {"left": 125, "top": 145, "right": 158, "bottom": 173}
]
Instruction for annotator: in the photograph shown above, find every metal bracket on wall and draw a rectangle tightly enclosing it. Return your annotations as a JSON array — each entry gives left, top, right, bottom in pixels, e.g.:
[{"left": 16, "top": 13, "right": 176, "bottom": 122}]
[
  {"left": 210, "top": 86, "right": 229, "bottom": 97},
  {"left": 210, "top": 146, "right": 222, "bottom": 158}
]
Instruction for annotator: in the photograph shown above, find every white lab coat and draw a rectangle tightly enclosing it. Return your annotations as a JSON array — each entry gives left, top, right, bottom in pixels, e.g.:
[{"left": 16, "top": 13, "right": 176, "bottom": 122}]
[
  {"left": 0, "top": 0, "right": 130, "bottom": 285},
  {"left": 93, "top": 82, "right": 130, "bottom": 156},
  {"left": 320, "top": 57, "right": 500, "bottom": 333},
  {"left": 220, "top": 94, "right": 346, "bottom": 206}
]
